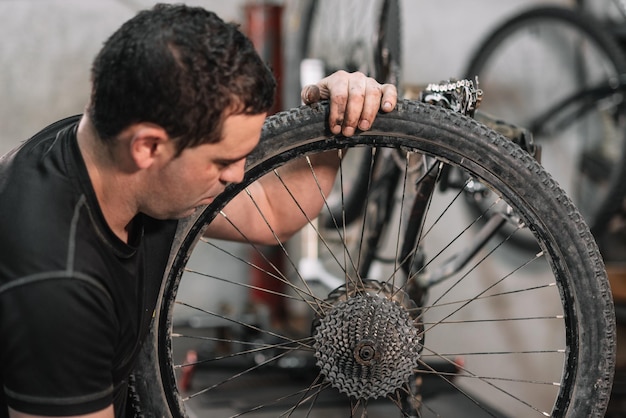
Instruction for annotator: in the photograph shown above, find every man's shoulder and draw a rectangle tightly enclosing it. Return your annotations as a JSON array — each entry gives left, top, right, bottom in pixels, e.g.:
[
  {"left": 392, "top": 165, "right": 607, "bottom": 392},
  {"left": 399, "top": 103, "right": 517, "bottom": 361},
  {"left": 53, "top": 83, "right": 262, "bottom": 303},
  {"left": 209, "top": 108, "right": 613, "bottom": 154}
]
[
  {"left": 0, "top": 115, "right": 81, "bottom": 194},
  {"left": 0, "top": 118, "right": 85, "bottom": 283},
  {"left": 1, "top": 115, "right": 81, "bottom": 163},
  {"left": 25, "top": 115, "right": 82, "bottom": 147}
]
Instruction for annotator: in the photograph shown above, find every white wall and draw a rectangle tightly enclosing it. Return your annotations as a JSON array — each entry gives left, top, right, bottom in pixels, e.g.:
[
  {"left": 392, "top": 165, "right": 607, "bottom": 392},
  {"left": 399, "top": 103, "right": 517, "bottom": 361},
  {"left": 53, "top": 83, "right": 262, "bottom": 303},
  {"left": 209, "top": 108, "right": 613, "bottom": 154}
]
[
  {"left": 0, "top": 0, "right": 246, "bottom": 156},
  {"left": 0, "top": 0, "right": 572, "bottom": 155},
  {"left": 401, "top": 0, "right": 570, "bottom": 85}
]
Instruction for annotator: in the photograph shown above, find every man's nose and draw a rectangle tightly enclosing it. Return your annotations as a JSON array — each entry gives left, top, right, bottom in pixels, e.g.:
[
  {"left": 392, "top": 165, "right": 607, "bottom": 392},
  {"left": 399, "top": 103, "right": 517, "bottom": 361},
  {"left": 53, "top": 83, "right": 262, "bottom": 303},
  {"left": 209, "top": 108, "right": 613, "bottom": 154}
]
[{"left": 220, "top": 159, "right": 246, "bottom": 185}]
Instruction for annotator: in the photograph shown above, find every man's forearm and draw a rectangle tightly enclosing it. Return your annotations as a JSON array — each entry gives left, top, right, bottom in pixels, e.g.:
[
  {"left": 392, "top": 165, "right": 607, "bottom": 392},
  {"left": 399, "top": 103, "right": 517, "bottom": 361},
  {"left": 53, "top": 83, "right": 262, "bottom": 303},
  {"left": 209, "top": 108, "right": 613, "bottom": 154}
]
[{"left": 204, "top": 150, "right": 341, "bottom": 245}]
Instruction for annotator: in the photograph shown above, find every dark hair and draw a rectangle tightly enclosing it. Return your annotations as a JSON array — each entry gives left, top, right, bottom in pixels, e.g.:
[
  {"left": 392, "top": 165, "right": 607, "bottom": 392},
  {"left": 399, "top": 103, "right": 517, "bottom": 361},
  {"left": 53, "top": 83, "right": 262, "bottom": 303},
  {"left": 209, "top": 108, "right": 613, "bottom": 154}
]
[{"left": 88, "top": 3, "right": 276, "bottom": 152}]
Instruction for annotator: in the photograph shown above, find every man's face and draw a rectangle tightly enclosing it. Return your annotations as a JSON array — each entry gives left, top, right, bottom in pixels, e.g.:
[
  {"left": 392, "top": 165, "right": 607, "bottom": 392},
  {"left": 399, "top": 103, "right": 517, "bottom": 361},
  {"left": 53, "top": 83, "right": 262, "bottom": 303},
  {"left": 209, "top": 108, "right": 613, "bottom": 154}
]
[{"left": 142, "top": 112, "right": 266, "bottom": 219}]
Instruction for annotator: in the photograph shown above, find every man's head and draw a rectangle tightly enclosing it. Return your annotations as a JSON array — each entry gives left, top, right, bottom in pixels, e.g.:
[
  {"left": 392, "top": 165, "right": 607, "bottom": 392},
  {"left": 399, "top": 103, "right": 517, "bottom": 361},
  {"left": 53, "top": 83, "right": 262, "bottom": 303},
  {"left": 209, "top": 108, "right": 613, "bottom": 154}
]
[{"left": 87, "top": 3, "right": 276, "bottom": 153}]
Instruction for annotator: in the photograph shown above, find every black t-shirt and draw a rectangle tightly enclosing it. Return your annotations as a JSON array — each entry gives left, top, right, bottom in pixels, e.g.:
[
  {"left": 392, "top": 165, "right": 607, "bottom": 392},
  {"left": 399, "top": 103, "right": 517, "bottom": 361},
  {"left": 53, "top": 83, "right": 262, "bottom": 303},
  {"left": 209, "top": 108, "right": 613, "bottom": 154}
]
[{"left": 0, "top": 117, "right": 178, "bottom": 417}]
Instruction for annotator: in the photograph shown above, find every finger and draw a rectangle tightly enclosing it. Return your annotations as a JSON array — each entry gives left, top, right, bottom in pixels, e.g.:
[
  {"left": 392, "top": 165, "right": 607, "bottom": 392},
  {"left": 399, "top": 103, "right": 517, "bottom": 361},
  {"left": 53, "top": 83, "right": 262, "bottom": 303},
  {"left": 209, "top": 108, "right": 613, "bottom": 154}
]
[
  {"left": 380, "top": 83, "right": 398, "bottom": 112},
  {"left": 301, "top": 84, "right": 321, "bottom": 104},
  {"left": 325, "top": 73, "right": 350, "bottom": 135},
  {"left": 338, "top": 73, "right": 368, "bottom": 136},
  {"left": 357, "top": 79, "right": 385, "bottom": 131}
]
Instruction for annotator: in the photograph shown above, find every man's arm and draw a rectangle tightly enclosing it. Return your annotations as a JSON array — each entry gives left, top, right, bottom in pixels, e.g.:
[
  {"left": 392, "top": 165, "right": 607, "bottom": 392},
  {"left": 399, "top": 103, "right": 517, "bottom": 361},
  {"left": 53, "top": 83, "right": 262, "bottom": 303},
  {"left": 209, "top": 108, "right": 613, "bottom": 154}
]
[
  {"left": 9, "top": 405, "right": 114, "bottom": 418},
  {"left": 205, "top": 71, "right": 397, "bottom": 244},
  {"left": 1, "top": 279, "right": 118, "bottom": 418}
]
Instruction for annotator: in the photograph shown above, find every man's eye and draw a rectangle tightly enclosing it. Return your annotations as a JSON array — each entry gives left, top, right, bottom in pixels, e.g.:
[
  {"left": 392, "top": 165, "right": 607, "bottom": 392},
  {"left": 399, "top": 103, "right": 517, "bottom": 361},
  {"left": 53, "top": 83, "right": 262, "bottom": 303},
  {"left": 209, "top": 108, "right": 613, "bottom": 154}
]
[{"left": 217, "top": 157, "right": 246, "bottom": 167}]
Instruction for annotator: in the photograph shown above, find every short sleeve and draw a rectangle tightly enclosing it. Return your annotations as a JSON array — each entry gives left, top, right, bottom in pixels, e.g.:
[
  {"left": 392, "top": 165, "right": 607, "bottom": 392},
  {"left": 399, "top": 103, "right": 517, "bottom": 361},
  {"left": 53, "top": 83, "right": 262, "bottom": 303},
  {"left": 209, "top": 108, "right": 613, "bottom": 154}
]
[{"left": 0, "top": 274, "right": 117, "bottom": 416}]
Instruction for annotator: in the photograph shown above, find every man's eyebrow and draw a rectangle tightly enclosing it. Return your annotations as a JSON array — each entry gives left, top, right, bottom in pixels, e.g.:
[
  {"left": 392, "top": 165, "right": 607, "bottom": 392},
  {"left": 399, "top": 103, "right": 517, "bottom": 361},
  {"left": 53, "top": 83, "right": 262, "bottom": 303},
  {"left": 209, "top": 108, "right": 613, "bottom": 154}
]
[{"left": 216, "top": 153, "right": 250, "bottom": 164}]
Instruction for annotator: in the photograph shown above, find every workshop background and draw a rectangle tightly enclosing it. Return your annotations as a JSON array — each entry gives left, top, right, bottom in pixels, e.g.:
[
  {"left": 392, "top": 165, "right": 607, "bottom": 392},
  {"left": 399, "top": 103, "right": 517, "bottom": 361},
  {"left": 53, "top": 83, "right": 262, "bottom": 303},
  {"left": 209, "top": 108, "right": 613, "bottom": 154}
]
[
  {"left": 0, "top": 0, "right": 574, "bottom": 156},
  {"left": 3, "top": 0, "right": 617, "bottom": 417}
]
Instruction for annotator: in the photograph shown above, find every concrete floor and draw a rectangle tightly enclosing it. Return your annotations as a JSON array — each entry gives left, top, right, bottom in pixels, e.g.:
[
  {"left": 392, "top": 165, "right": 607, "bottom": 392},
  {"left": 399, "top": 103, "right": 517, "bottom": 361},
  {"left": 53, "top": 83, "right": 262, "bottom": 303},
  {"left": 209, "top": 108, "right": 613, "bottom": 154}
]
[
  {"left": 182, "top": 365, "right": 509, "bottom": 417},
  {"left": 171, "top": 328, "right": 508, "bottom": 418}
]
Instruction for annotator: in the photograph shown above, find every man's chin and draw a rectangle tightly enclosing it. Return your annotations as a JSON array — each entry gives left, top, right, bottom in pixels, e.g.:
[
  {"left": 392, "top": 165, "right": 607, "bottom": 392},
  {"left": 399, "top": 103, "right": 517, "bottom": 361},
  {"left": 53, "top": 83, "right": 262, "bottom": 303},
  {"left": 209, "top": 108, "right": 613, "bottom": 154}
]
[
  {"left": 149, "top": 205, "right": 207, "bottom": 221},
  {"left": 174, "top": 204, "right": 209, "bottom": 220}
]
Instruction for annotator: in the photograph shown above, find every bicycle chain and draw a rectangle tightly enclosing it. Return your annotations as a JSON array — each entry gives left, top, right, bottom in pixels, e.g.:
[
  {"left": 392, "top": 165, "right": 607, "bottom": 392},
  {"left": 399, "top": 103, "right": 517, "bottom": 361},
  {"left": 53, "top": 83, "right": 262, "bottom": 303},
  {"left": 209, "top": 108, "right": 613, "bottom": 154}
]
[
  {"left": 418, "top": 78, "right": 483, "bottom": 117},
  {"left": 418, "top": 78, "right": 539, "bottom": 158},
  {"left": 313, "top": 281, "right": 422, "bottom": 400}
]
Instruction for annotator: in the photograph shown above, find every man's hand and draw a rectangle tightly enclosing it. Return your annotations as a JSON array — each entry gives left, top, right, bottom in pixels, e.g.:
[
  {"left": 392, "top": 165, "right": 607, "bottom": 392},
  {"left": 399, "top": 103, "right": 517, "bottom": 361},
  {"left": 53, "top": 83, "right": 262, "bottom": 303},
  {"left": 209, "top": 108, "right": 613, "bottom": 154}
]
[{"left": 301, "top": 70, "right": 398, "bottom": 137}]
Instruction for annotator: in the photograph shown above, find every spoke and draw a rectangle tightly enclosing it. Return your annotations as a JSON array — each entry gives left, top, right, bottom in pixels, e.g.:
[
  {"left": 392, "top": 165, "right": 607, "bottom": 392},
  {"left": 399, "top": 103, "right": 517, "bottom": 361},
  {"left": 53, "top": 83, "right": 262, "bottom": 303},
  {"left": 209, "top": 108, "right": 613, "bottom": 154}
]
[
  {"left": 420, "top": 175, "right": 477, "bottom": 242},
  {"left": 415, "top": 398, "right": 439, "bottom": 417},
  {"left": 422, "top": 314, "right": 564, "bottom": 325},
  {"left": 420, "top": 348, "right": 565, "bottom": 357},
  {"left": 393, "top": 158, "right": 444, "bottom": 301},
  {"left": 337, "top": 149, "right": 352, "bottom": 290},
  {"left": 186, "top": 260, "right": 327, "bottom": 308},
  {"left": 173, "top": 335, "right": 314, "bottom": 368},
  {"left": 410, "top": 281, "right": 556, "bottom": 314},
  {"left": 175, "top": 301, "right": 313, "bottom": 352},
  {"left": 355, "top": 147, "right": 378, "bottom": 284},
  {"left": 387, "top": 389, "right": 411, "bottom": 417},
  {"left": 217, "top": 207, "right": 326, "bottom": 317},
  {"left": 411, "top": 202, "right": 510, "bottom": 288},
  {"left": 350, "top": 398, "right": 366, "bottom": 417},
  {"left": 414, "top": 356, "right": 501, "bottom": 418},
  {"left": 443, "top": 370, "right": 561, "bottom": 386},
  {"left": 188, "top": 237, "right": 335, "bottom": 311},
  {"left": 173, "top": 332, "right": 313, "bottom": 348},
  {"left": 348, "top": 146, "right": 402, "bottom": 288},
  {"left": 417, "top": 351, "right": 563, "bottom": 386},
  {"left": 389, "top": 150, "right": 411, "bottom": 290},
  {"left": 278, "top": 373, "right": 327, "bottom": 417},
  {"left": 183, "top": 349, "right": 293, "bottom": 401},
  {"left": 230, "top": 377, "right": 330, "bottom": 418},
  {"left": 417, "top": 250, "right": 546, "bottom": 324},
  {"left": 419, "top": 346, "right": 557, "bottom": 416},
  {"left": 295, "top": 154, "right": 363, "bottom": 289},
  {"left": 302, "top": 389, "right": 320, "bottom": 418},
  {"left": 241, "top": 186, "right": 327, "bottom": 315},
  {"left": 384, "top": 183, "right": 503, "bottom": 296}
]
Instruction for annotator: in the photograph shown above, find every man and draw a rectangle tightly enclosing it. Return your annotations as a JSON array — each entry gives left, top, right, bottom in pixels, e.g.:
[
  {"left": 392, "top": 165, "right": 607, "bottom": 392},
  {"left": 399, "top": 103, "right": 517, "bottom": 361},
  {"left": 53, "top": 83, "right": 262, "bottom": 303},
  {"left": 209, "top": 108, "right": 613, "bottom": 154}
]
[{"left": 0, "top": 3, "right": 397, "bottom": 418}]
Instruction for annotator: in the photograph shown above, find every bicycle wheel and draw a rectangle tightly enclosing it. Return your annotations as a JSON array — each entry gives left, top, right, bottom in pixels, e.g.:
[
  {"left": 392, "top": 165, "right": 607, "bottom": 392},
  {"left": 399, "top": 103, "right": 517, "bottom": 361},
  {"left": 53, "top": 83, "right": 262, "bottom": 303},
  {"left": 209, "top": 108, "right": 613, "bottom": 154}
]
[
  {"left": 133, "top": 100, "right": 615, "bottom": 417},
  {"left": 464, "top": 6, "right": 626, "bottom": 247}
]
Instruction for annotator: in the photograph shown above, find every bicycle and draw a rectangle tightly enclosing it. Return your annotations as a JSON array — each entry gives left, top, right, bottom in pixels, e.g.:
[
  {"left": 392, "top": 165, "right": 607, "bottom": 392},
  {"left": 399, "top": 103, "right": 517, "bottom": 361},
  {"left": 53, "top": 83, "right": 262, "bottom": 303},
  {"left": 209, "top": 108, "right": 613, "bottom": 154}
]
[
  {"left": 463, "top": 0, "right": 626, "bottom": 251},
  {"left": 130, "top": 90, "right": 616, "bottom": 416}
]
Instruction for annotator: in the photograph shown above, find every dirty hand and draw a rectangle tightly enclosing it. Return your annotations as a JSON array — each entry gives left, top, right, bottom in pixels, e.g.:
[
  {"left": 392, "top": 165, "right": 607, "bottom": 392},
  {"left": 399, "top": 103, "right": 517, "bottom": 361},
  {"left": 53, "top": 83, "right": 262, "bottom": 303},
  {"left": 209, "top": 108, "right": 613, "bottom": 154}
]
[{"left": 301, "top": 70, "right": 397, "bottom": 137}]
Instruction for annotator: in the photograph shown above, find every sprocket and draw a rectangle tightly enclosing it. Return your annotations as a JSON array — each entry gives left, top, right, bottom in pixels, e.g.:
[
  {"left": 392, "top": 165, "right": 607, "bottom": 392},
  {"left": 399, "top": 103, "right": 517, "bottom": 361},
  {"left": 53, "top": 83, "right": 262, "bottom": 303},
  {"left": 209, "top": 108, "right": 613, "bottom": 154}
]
[{"left": 313, "top": 281, "right": 422, "bottom": 400}]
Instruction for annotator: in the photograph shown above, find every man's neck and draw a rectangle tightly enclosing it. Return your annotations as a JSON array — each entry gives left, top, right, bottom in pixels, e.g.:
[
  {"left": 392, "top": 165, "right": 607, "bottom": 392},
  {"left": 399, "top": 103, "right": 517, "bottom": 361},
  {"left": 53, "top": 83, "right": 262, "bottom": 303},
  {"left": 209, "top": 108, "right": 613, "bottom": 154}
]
[{"left": 76, "top": 115, "right": 137, "bottom": 243}]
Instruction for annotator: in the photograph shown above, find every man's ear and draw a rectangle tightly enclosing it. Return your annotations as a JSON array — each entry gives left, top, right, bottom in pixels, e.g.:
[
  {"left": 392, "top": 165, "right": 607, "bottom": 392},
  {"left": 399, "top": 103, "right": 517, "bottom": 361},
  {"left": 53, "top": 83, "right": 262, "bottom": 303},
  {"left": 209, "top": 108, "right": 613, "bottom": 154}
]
[{"left": 128, "top": 124, "right": 172, "bottom": 169}]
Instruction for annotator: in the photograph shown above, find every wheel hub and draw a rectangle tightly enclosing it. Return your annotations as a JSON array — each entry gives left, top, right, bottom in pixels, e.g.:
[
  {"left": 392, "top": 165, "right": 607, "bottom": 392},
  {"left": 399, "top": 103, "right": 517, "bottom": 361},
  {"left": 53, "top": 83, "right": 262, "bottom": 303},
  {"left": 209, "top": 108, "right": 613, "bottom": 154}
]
[{"left": 313, "top": 281, "right": 422, "bottom": 400}]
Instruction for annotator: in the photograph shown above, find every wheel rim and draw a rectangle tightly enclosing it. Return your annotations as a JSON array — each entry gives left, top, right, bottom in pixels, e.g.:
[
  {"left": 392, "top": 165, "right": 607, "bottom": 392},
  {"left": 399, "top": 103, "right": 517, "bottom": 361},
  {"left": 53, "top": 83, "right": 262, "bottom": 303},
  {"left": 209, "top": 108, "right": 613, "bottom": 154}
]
[{"left": 154, "top": 132, "right": 588, "bottom": 417}]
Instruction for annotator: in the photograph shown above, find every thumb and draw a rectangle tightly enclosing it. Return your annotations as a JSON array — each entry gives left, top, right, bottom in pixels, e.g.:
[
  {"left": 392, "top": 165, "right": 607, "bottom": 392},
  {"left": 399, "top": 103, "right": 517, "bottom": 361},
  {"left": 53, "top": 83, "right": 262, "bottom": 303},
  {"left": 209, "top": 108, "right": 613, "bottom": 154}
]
[{"left": 301, "top": 84, "right": 322, "bottom": 104}]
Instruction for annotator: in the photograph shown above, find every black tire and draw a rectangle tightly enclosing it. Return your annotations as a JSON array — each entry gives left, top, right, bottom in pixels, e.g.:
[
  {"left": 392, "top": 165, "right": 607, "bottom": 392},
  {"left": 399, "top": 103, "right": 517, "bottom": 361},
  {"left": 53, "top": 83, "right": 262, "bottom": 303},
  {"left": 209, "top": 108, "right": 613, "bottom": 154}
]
[
  {"left": 464, "top": 6, "right": 626, "bottom": 248},
  {"left": 134, "top": 100, "right": 615, "bottom": 417}
]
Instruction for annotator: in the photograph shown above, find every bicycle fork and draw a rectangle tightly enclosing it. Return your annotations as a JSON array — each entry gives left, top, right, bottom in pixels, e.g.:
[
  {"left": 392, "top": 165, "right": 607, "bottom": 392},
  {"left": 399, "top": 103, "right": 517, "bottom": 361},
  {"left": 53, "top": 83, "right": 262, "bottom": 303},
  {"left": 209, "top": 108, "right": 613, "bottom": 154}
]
[
  {"left": 400, "top": 155, "right": 440, "bottom": 306},
  {"left": 402, "top": 155, "right": 509, "bottom": 293}
]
